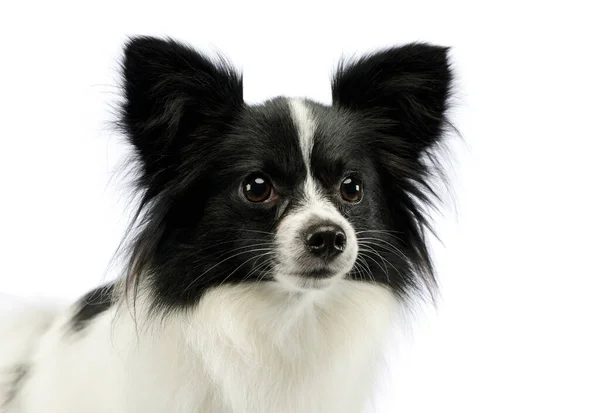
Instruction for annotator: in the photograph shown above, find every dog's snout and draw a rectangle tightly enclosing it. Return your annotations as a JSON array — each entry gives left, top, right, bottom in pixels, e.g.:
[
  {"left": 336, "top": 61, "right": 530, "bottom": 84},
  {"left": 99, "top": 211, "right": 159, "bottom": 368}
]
[{"left": 305, "top": 224, "right": 346, "bottom": 260}]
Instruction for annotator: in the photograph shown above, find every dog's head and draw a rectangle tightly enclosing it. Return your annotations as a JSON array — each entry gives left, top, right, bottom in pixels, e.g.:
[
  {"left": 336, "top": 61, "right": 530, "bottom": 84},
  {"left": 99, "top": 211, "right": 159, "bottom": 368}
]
[{"left": 119, "top": 37, "right": 452, "bottom": 310}]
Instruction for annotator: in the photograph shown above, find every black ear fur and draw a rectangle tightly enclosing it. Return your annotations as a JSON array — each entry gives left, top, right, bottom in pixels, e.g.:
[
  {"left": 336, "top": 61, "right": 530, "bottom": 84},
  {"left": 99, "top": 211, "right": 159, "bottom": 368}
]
[
  {"left": 332, "top": 44, "right": 453, "bottom": 297},
  {"left": 120, "top": 36, "right": 243, "bottom": 192},
  {"left": 332, "top": 43, "right": 452, "bottom": 153}
]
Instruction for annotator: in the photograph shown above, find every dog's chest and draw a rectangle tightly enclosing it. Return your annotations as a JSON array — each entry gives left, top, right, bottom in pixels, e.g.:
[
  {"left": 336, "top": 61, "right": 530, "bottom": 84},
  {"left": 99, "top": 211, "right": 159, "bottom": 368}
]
[
  {"left": 20, "top": 282, "right": 397, "bottom": 413},
  {"left": 179, "top": 281, "right": 397, "bottom": 413}
]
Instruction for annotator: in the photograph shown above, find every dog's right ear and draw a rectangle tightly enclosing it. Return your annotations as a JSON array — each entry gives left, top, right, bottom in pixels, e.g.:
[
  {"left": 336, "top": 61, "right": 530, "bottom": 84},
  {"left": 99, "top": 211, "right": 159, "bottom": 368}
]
[
  {"left": 332, "top": 44, "right": 452, "bottom": 156},
  {"left": 120, "top": 36, "right": 243, "bottom": 191}
]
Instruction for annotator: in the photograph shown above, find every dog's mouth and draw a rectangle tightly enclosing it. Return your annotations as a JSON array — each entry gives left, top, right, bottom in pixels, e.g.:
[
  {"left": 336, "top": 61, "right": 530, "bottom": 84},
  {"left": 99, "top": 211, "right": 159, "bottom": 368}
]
[
  {"left": 273, "top": 214, "right": 359, "bottom": 291},
  {"left": 292, "top": 268, "right": 335, "bottom": 278}
]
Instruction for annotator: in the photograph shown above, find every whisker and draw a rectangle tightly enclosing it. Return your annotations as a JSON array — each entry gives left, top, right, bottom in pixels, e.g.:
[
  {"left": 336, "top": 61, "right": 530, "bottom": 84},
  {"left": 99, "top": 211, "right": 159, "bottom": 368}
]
[
  {"left": 359, "top": 245, "right": 405, "bottom": 285},
  {"left": 358, "top": 248, "right": 391, "bottom": 284},
  {"left": 356, "top": 229, "right": 403, "bottom": 234},
  {"left": 184, "top": 248, "right": 273, "bottom": 292},
  {"left": 355, "top": 230, "right": 406, "bottom": 244},
  {"left": 180, "top": 238, "right": 267, "bottom": 253},
  {"left": 202, "top": 250, "right": 277, "bottom": 284},
  {"left": 255, "top": 265, "right": 273, "bottom": 283},
  {"left": 358, "top": 237, "right": 410, "bottom": 261},
  {"left": 192, "top": 242, "right": 275, "bottom": 263},
  {"left": 237, "top": 229, "right": 276, "bottom": 236},
  {"left": 352, "top": 257, "right": 370, "bottom": 282},
  {"left": 219, "top": 251, "right": 276, "bottom": 287},
  {"left": 357, "top": 255, "right": 376, "bottom": 282},
  {"left": 360, "top": 245, "right": 390, "bottom": 277},
  {"left": 244, "top": 258, "right": 275, "bottom": 283}
]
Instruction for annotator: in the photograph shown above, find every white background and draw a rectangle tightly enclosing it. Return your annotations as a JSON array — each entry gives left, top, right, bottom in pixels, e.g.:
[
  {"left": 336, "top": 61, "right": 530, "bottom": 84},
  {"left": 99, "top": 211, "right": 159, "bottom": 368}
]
[{"left": 1, "top": 1, "right": 599, "bottom": 412}]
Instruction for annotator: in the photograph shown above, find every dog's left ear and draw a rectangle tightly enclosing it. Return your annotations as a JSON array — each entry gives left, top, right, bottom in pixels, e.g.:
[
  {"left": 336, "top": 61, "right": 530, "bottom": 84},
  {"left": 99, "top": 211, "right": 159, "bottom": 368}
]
[
  {"left": 120, "top": 36, "right": 243, "bottom": 193},
  {"left": 332, "top": 43, "right": 452, "bottom": 154}
]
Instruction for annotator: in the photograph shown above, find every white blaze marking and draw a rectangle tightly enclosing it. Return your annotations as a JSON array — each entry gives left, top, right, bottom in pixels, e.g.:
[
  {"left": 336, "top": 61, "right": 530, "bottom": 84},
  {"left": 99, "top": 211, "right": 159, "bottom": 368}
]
[
  {"left": 274, "top": 98, "right": 358, "bottom": 290},
  {"left": 288, "top": 98, "right": 321, "bottom": 202},
  {"left": 288, "top": 98, "right": 316, "bottom": 172}
]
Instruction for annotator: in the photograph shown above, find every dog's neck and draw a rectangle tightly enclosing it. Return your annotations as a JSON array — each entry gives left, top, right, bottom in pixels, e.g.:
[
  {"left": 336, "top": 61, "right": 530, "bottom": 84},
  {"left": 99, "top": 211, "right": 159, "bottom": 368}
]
[{"left": 110, "top": 280, "right": 398, "bottom": 412}]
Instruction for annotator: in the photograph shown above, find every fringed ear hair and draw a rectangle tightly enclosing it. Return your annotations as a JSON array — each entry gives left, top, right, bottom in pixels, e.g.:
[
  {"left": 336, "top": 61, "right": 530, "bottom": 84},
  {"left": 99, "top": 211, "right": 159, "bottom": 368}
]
[
  {"left": 332, "top": 44, "right": 453, "bottom": 299},
  {"left": 332, "top": 43, "right": 452, "bottom": 155},
  {"left": 118, "top": 37, "right": 244, "bottom": 305},
  {"left": 120, "top": 36, "right": 243, "bottom": 197}
]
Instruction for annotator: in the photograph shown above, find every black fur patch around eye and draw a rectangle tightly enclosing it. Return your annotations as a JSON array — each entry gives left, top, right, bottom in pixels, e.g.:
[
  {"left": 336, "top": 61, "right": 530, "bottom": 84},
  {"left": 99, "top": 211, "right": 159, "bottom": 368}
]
[{"left": 69, "top": 284, "right": 115, "bottom": 333}]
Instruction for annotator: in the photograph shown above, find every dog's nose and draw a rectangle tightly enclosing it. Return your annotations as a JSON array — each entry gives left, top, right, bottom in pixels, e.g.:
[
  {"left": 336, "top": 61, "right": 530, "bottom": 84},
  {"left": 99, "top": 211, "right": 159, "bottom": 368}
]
[{"left": 305, "top": 224, "right": 346, "bottom": 260}]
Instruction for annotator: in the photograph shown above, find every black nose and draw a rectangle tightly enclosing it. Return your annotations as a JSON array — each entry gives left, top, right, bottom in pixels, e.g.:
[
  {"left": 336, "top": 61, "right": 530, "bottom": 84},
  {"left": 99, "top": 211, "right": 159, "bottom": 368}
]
[{"left": 305, "top": 224, "right": 346, "bottom": 260}]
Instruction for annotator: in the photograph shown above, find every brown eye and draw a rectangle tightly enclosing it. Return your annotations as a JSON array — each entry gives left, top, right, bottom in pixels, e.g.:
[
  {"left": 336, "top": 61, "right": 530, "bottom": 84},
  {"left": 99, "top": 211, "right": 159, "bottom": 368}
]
[
  {"left": 242, "top": 175, "right": 272, "bottom": 202},
  {"left": 340, "top": 176, "right": 363, "bottom": 202}
]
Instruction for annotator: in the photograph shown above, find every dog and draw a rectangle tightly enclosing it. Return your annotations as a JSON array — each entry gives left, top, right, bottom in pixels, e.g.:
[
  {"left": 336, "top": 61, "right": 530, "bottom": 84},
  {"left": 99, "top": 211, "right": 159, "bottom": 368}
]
[{"left": 0, "top": 36, "right": 453, "bottom": 413}]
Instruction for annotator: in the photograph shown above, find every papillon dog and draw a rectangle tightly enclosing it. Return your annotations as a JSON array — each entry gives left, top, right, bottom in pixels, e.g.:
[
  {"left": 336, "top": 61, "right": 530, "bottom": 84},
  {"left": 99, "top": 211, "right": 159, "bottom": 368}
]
[{"left": 0, "top": 36, "right": 453, "bottom": 413}]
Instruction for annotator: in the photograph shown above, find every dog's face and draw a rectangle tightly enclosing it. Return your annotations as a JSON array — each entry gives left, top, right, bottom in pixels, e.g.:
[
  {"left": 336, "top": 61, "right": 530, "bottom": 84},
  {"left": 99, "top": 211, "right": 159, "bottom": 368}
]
[
  {"left": 233, "top": 99, "right": 364, "bottom": 290},
  {"left": 207, "top": 98, "right": 376, "bottom": 292},
  {"left": 120, "top": 37, "right": 452, "bottom": 310}
]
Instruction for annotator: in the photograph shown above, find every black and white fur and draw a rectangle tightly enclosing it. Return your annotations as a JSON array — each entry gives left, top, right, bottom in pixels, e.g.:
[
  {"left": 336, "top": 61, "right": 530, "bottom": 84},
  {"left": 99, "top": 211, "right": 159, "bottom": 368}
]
[{"left": 0, "top": 37, "right": 453, "bottom": 413}]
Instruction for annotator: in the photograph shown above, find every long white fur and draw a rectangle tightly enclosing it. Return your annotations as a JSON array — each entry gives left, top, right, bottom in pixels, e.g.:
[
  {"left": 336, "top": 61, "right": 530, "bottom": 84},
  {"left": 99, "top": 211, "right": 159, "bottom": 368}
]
[
  {"left": 0, "top": 99, "right": 398, "bottom": 413},
  {"left": 1, "top": 282, "right": 397, "bottom": 413}
]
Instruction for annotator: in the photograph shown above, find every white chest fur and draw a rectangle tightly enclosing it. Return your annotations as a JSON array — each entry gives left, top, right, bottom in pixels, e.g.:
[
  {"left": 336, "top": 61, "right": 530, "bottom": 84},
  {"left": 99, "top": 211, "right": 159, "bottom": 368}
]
[{"left": 12, "top": 281, "right": 397, "bottom": 413}]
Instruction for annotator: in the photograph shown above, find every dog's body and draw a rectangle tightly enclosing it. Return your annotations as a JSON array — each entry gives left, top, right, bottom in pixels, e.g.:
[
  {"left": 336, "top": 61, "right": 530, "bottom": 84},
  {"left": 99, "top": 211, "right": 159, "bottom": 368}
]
[
  {"left": 0, "top": 37, "right": 453, "bottom": 413},
  {"left": 2, "top": 283, "right": 396, "bottom": 413}
]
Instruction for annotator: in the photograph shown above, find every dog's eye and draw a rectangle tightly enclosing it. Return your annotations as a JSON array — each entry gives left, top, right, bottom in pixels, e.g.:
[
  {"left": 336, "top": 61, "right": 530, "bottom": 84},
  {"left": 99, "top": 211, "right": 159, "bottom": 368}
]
[
  {"left": 242, "top": 175, "right": 273, "bottom": 202},
  {"left": 340, "top": 177, "right": 363, "bottom": 202}
]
